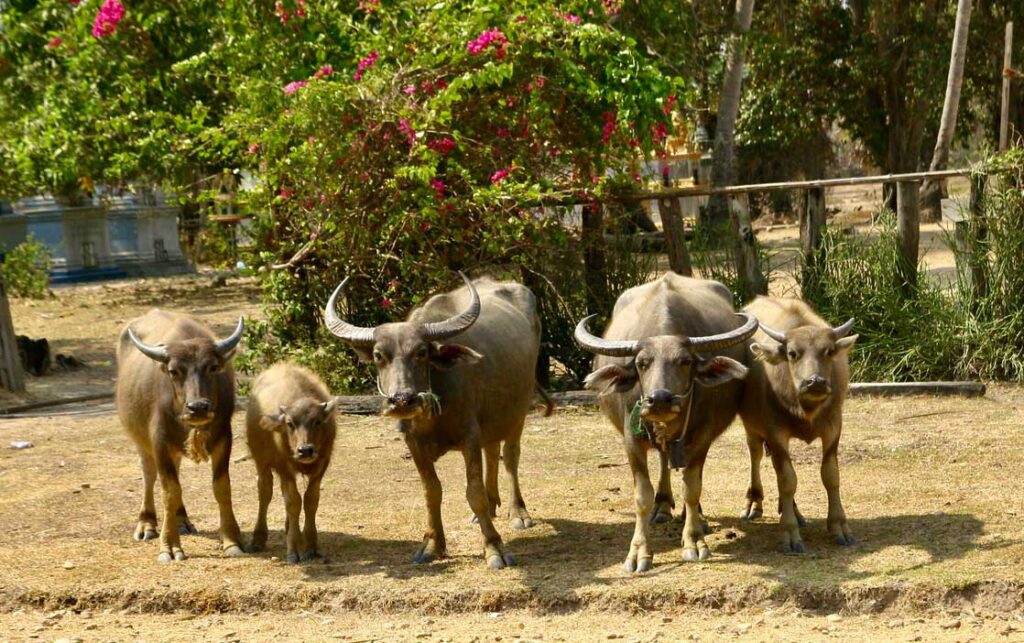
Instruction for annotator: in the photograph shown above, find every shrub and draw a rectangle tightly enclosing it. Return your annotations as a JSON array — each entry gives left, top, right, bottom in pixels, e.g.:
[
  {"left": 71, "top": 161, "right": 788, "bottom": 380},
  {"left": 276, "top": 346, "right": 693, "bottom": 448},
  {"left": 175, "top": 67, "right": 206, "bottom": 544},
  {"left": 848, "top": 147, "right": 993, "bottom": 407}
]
[{"left": 2, "top": 236, "right": 53, "bottom": 299}]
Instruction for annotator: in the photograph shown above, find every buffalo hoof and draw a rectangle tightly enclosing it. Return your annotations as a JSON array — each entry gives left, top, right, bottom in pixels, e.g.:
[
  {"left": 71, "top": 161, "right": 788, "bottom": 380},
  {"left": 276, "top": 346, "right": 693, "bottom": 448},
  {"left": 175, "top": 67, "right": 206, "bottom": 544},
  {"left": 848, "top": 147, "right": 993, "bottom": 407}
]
[
  {"left": 779, "top": 541, "right": 806, "bottom": 554},
  {"left": 133, "top": 528, "right": 158, "bottom": 542},
  {"left": 682, "top": 546, "right": 711, "bottom": 562},
  {"left": 623, "top": 557, "right": 652, "bottom": 573},
  {"left": 413, "top": 549, "right": 439, "bottom": 564},
  {"left": 246, "top": 542, "right": 266, "bottom": 554},
  {"left": 157, "top": 549, "right": 186, "bottom": 562},
  {"left": 285, "top": 552, "right": 301, "bottom": 564},
  {"left": 301, "top": 551, "right": 323, "bottom": 562},
  {"left": 223, "top": 545, "right": 246, "bottom": 558},
  {"left": 487, "top": 553, "right": 517, "bottom": 570},
  {"left": 740, "top": 507, "right": 763, "bottom": 521},
  {"left": 178, "top": 520, "right": 198, "bottom": 536},
  {"left": 835, "top": 534, "right": 857, "bottom": 546},
  {"left": 650, "top": 511, "right": 673, "bottom": 525},
  {"left": 510, "top": 517, "right": 534, "bottom": 530}
]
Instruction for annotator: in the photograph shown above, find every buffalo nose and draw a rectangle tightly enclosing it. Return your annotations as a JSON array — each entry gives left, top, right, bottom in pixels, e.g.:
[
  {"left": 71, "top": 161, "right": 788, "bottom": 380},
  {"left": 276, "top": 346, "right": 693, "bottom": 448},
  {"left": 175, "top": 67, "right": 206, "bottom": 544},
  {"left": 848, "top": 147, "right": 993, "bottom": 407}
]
[
  {"left": 646, "top": 389, "right": 674, "bottom": 406},
  {"left": 800, "top": 376, "right": 830, "bottom": 394},
  {"left": 186, "top": 400, "right": 211, "bottom": 414},
  {"left": 390, "top": 392, "right": 417, "bottom": 407},
  {"left": 297, "top": 444, "right": 315, "bottom": 459}
]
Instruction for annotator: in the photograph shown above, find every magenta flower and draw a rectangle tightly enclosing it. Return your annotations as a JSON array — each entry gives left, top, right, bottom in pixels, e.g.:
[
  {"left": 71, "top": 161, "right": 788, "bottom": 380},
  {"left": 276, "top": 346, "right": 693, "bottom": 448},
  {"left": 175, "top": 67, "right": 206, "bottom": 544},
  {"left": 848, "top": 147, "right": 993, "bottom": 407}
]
[
  {"left": 490, "top": 168, "right": 511, "bottom": 184},
  {"left": 313, "top": 65, "right": 333, "bottom": 80},
  {"left": 403, "top": 85, "right": 417, "bottom": 94},
  {"left": 69, "top": 0, "right": 81, "bottom": 4},
  {"left": 46, "top": 37, "right": 63, "bottom": 48},
  {"left": 354, "top": 51, "right": 379, "bottom": 81},
  {"left": 466, "top": 29, "right": 507, "bottom": 58},
  {"left": 430, "top": 178, "right": 446, "bottom": 200},
  {"left": 662, "top": 94, "right": 677, "bottom": 115},
  {"left": 247, "top": 143, "right": 260, "bottom": 154},
  {"left": 358, "top": 0, "right": 378, "bottom": 11},
  {"left": 652, "top": 121, "right": 669, "bottom": 141},
  {"left": 381, "top": 297, "right": 393, "bottom": 309},
  {"left": 397, "top": 119, "right": 416, "bottom": 144},
  {"left": 600, "top": 111, "right": 617, "bottom": 145},
  {"left": 91, "top": 0, "right": 125, "bottom": 38},
  {"left": 279, "top": 188, "right": 294, "bottom": 200},
  {"left": 283, "top": 80, "right": 308, "bottom": 94},
  {"left": 561, "top": 13, "right": 581, "bottom": 24}
]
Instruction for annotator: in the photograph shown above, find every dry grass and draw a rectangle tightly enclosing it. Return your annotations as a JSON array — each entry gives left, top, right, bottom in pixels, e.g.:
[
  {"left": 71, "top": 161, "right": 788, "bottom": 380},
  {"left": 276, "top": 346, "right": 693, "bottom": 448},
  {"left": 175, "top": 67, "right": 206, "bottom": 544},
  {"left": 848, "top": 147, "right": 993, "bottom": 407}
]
[{"left": 1, "top": 274, "right": 1023, "bottom": 633}]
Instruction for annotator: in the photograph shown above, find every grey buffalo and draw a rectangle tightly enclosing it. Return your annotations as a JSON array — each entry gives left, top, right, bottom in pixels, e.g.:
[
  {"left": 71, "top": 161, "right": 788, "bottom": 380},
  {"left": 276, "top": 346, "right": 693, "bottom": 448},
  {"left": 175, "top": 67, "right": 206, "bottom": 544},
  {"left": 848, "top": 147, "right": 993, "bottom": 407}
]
[{"left": 575, "top": 272, "right": 757, "bottom": 572}]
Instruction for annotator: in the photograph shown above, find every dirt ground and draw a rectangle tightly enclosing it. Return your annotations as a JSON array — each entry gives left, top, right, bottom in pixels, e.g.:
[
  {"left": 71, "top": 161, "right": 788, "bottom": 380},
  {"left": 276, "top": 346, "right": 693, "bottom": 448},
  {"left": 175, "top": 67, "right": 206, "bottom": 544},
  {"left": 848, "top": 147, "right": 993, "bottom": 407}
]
[{"left": 2, "top": 275, "right": 1024, "bottom": 641}]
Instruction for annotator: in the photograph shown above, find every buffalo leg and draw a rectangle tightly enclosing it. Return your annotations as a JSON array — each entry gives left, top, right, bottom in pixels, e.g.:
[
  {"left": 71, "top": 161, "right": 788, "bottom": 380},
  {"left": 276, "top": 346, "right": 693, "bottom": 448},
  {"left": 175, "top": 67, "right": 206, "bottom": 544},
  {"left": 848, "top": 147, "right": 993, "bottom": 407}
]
[
  {"left": 464, "top": 437, "right": 515, "bottom": 569},
  {"left": 680, "top": 452, "right": 711, "bottom": 561},
  {"left": 503, "top": 433, "right": 533, "bottom": 530},
  {"left": 209, "top": 433, "right": 245, "bottom": 557},
  {"left": 250, "top": 465, "right": 273, "bottom": 552},
  {"left": 651, "top": 450, "right": 674, "bottom": 525},
  {"left": 155, "top": 449, "right": 186, "bottom": 562},
  {"left": 279, "top": 473, "right": 304, "bottom": 563},
  {"left": 302, "top": 471, "right": 324, "bottom": 560},
  {"left": 408, "top": 440, "right": 446, "bottom": 563},
  {"left": 483, "top": 442, "right": 501, "bottom": 519},
  {"left": 176, "top": 505, "right": 197, "bottom": 536},
  {"left": 768, "top": 438, "right": 804, "bottom": 553},
  {"left": 623, "top": 432, "right": 655, "bottom": 572},
  {"left": 822, "top": 429, "right": 855, "bottom": 545},
  {"left": 741, "top": 430, "right": 765, "bottom": 520},
  {"left": 133, "top": 451, "right": 159, "bottom": 541}
]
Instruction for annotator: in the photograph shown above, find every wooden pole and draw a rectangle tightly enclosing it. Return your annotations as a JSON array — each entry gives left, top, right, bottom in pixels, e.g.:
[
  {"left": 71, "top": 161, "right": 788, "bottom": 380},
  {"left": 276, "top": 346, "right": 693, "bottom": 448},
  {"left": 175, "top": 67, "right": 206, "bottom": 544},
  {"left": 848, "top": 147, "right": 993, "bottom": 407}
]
[
  {"left": 800, "top": 187, "right": 827, "bottom": 298},
  {"left": 961, "top": 174, "right": 989, "bottom": 308},
  {"left": 1000, "top": 22, "right": 1014, "bottom": 152},
  {"left": 729, "top": 193, "right": 767, "bottom": 301},
  {"left": 581, "top": 201, "right": 609, "bottom": 314},
  {"left": 658, "top": 197, "right": 693, "bottom": 276},
  {"left": 896, "top": 181, "right": 921, "bottom": 294},
  {"left": 0, "top": 266, "right": 25, "bottom": 393}
]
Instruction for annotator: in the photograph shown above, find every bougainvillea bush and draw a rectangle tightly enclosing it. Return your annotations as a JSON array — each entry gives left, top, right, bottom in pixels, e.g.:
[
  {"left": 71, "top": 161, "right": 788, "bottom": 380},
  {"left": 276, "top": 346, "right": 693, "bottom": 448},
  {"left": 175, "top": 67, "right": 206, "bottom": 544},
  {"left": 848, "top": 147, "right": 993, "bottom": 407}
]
[{"left": 1, "top": 0, "right": 679, "bottom": 390}]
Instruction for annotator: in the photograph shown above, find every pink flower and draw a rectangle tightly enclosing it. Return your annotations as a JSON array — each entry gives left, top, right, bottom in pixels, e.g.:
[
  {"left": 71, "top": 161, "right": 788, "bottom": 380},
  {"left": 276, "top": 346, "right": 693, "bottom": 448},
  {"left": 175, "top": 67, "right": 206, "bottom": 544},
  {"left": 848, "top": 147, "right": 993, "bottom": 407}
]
[
  {"left": 466, "top": 29, "right": 507, "bottom": 58},
  {"left": 561, "top": 13, "right": 581, "bottom": 24},
  {"left": 69, "top": 0, "right": 81, "bottom": 4},
  {"left": 430, "top": 178, "right": 446, "bottom": 200},
  {"left": 427, "top": 138, "right": 456, "bottom": 154},
  {"left": 381, "top": 297, "right": 393, "bottom": 308},
  {"left": 247, "top": 143, "right": 260, "bottom": 154},
  {"left": 662, "top": 94, "right": 677, "bottom": 115},
  {"left": 91, "top": 0, "right": 125, "bottom": 38},
  {"left": 600, "top": 111, "right": 617, "bottom": 145},
  {"left": 397, "top": 119, "right": 416, "bottom": 144},
  {"left": 354, "top": 51, "right": 379, "bottom": 81},
  {"left": 358, "top": 0, "right": 378, "bottom": 11},
  {"left": 46, "top": 37, "right": 63, "bottom": 48},
  {"left": 403, "top": 85, "right": 417, "bottom": 94},
  {"left": 313, "top": 65, "right": 333, "bottom": 80},
  {"left": 652, "top": 121, "right": 668, "bottom": 141},
  {"left": 279, "top": 188, "right": 294, "bottom": 200},
  {"left": 490, "top": 168, "right": 511, "bottom": 184},
  {"left": 283, "top": 80, "right": 308, "bottom": 94}
]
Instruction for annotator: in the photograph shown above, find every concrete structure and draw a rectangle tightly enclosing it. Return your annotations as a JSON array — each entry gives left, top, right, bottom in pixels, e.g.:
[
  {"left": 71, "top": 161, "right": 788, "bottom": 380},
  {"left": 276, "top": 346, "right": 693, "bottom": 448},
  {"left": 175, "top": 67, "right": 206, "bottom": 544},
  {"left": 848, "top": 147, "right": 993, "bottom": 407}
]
[{"left": 0, "top": 190, "right": 191, "bottom": 284}]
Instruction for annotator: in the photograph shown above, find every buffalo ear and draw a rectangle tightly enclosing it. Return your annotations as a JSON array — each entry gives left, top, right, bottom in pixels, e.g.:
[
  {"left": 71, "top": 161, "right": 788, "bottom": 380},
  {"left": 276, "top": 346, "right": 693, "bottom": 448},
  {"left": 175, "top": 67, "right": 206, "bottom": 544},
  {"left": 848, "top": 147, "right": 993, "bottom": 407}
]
[
  {"left": 583, "top": 362, "right": 638, "bottom": 394},
  {"left": 322, "top": 396, "right": 341, "bottom": 415},
  {"left": 835, "top": 334, "right": 859, "bottom": 353},
  {"left": 750, "top": 342, "right": 785, "bottom": 365},
  {"left": 695, "top": 355, "right": 748, "bottom": 387},
  {"left": 259, "top": 414, "right": 287, "bottom": 432},
  {"left": 352, "top": 345, "right": 374, "bottom": 363},
  {"left": 430, "top": 343, "right": 483, "bottom": 369}
]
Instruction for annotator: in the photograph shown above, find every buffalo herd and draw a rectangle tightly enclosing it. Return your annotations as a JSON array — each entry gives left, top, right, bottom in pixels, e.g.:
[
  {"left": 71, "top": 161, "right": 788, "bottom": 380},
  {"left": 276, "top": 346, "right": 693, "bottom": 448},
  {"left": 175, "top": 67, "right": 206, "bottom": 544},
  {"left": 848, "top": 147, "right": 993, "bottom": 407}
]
[{"left": 115, "top": 271, "right": 856, "bottom": 572}]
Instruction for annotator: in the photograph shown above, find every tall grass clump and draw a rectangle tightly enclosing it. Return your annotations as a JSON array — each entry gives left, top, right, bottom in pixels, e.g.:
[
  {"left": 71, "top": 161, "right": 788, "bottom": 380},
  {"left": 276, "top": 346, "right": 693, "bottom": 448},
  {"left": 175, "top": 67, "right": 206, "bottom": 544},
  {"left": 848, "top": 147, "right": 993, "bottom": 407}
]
[{"left": 801, "top": 212, "right": 963, "bottom": 382}]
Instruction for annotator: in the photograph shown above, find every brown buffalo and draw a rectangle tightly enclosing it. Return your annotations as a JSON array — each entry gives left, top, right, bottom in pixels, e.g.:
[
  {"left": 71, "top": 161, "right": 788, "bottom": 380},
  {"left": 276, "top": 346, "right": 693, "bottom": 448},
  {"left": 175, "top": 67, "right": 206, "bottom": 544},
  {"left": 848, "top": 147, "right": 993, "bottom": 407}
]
[
  {"left": 246, "top": 362, "right": 338, "bottom": 563},
  {"left": 575, "top": 272, "right": 758, "bottom": 571},
  {"left": 324, "top": 274, "right": 541, "bottom": 569},
  {"left": 739, "top": 296, "right": 858, "bottom": 552},
  {"left": 116, "top": 310, "right": 245, "bottom": 562}
]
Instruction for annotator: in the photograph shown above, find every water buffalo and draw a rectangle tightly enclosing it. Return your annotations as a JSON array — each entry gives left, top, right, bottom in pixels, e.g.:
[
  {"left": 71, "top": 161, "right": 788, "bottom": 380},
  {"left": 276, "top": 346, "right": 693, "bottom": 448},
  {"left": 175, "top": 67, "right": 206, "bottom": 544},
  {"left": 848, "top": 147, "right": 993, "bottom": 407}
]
[
  {"left": 324, "top": 274, "right": 541, "bottom": 569},
  {"left": 246, "top": 362, "right": 338, "bottom": 563},
  {"left": 739, "top": 296, "right": 858, "bottom": 552},
  {"left": 115, "top": 310, "right": 245, "bottom": 562},
  {"left": 575, "top": 272, "right": 757, "bottom": 572}
]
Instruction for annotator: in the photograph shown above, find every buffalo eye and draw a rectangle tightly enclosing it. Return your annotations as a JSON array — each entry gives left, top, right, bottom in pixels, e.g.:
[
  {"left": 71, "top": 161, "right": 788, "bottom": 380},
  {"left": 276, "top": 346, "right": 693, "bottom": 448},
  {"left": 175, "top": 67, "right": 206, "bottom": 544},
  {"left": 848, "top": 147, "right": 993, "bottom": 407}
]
[
  {"left": 415, "top": 346, "right": 429, "bottom": 360},
  {"left": 787, "top": 350, "right": 798, "bottom": 360},
  {"left": 824, "top": 346, "right": 835, "bottom": 357},
  {"left": 635, "top": 358, "right": 649, "bottom": 371},
  {"left": 373, "top": 350, "right": 386, "bottom": 364}
]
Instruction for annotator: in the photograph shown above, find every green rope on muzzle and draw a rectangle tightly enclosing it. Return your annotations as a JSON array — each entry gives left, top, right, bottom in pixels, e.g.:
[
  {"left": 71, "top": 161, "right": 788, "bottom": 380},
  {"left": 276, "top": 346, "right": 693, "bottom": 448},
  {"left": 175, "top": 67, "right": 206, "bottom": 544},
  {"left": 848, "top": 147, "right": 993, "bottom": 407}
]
[
  {"left": 418, "top": 391, "right": 442, "bottom": 416},
  {"left": 628, "top": 398, "right": 649, "bottom": 438}
]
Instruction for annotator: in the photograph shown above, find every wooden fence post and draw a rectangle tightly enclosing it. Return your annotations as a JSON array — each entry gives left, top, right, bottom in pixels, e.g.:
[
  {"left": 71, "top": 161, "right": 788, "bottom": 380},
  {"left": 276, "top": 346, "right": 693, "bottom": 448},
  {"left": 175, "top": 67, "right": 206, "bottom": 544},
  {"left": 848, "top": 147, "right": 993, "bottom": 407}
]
[
  {"left": 0, "top": 266, "right": 25, "bottom": 393},
  {"left": 896, "top": 180, "right": 921, "bottom": 294},
  {"left": 1000, "top": 22, "right": 1014, "bottom": 152},
  {"left": 955, "top": 174, "right": 989, "bottom": 309},
  {"left": 729, "top": 193, "right": 767, "bottom": 301},
  {"left": 800, "top": 187, "right": 827, "bottom": 297},
  {"left": 659, "top": 197, "right": 693, "bottom": 277},
  {"left": 581, "top": 201, "right": 609, "bottom": 314}
]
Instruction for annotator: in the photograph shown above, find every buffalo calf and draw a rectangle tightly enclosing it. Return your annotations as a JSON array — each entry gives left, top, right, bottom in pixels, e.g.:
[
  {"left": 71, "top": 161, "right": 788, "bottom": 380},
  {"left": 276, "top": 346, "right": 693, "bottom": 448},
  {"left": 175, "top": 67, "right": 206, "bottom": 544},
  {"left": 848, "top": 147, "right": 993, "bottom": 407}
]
[
  {"left": 116, "top": 310, "right": 246, "bottom": 562},
  {"left": 246, "top": 363, "right": 338, "bottom": 563},
  {"left": 739, "top": 296, "right": 858, "bottom": 552}
]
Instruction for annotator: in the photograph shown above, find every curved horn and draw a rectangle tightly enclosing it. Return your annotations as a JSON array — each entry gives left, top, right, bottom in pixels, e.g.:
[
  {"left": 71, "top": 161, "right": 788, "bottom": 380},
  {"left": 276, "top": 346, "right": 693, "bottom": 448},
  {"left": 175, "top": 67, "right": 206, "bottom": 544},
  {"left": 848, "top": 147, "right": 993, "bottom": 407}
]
[
  {"left": 422, "top": 272, "right": 480, "bottom": 340},
  {"left": 323, "top": 277, "right": 377, "bottom": 347},
  {"left": 688, "top": 312, "right": 760, "bottom": 352},
  {"left": 214, "top": 316, "right": 245, "bottom": 357},
  {"left": 758, "top": 321, "right": 788, "bottom": 344},
  {"left": 832, "top": 318, "right": 855, "bottom": 339},
  {"left": 573, "top": 314, "right": 638, "bottom": 357},
  {"left": 127, "top": 327, "right": 170, "bottom": 363}
]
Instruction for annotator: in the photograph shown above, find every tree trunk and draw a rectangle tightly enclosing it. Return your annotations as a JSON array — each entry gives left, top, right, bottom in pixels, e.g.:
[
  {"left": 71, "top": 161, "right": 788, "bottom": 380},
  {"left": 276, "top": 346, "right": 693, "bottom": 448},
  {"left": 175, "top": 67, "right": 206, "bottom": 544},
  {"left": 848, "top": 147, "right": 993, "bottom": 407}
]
[
  {"left": 922, "top": 0, "right": 973, "bottom": 221},
  {"left": 705, "top": 0, "right": 756, "bottom": 232}
]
